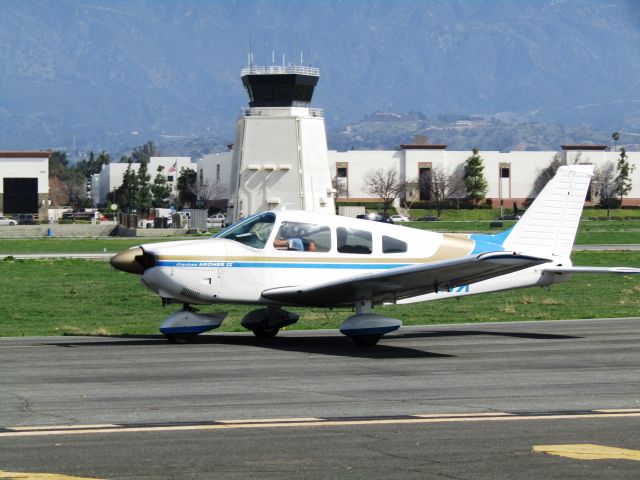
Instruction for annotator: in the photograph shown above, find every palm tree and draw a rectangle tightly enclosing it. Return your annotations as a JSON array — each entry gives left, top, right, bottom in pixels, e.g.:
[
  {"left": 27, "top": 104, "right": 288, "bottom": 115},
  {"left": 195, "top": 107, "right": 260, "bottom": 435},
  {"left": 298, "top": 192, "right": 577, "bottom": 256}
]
[{"left": 612, "top": 131, "right": 621, "bottom": 152}]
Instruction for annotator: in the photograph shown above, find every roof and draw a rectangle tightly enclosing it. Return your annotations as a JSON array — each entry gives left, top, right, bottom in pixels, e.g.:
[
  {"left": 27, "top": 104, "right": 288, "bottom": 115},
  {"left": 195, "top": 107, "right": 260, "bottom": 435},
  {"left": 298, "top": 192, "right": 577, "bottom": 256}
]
[
  {"left": 0, "top": 151, "right": 52, "bottom": 158},
  {"left": 560, "top": 145, "right": 608, "bottom": 151},
  {"left": 400, "top": 144, "right": 448, "bottom": 150}
]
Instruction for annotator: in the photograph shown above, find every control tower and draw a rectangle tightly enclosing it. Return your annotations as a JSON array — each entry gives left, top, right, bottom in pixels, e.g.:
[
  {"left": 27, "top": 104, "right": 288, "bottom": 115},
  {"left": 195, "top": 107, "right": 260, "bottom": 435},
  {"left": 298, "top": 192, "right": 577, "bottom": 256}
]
[{"left": 226, "top": 64, "right": 335, "bottom": 221}]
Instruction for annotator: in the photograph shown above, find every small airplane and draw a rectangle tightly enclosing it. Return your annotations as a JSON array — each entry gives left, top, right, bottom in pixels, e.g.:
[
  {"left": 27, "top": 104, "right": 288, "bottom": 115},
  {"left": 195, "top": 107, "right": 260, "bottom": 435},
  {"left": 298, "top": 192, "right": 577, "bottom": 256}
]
[{"left": 111, "top": 164, "right": 640, "bottom": 346}]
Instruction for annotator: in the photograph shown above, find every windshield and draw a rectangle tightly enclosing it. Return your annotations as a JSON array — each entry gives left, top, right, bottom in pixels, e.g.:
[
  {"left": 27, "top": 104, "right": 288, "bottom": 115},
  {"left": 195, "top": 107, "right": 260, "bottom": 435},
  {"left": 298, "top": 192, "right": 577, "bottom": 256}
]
[{"left": 214, "top": 212, "right": 276, "bottom": 249}]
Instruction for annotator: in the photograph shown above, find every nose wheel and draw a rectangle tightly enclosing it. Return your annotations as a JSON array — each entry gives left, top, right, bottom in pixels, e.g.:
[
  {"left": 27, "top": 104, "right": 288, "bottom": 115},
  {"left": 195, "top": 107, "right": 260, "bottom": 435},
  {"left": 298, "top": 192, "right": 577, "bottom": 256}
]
[
  {"left": 351, "top": 334, "right": 383, "bottom": 347},
  {"left": 250, "top": 326, "right": 280, "bottom": 338},
  {"left": 160, "top": 307, "right": 227, "bottom": 344}
]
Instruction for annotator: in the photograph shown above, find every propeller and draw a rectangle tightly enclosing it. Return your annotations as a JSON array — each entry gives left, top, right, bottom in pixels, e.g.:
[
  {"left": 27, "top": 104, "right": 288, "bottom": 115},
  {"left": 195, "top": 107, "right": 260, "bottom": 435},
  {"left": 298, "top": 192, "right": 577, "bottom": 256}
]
[{"left": 110, "top": 247, "right": 156, "bottom": 274}]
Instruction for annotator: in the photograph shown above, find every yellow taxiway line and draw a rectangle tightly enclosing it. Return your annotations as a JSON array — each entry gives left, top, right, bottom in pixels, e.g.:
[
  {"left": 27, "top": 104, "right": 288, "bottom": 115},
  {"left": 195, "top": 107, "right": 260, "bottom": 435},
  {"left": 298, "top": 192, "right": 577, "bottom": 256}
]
[
  {"left": 0, "top": 471, "right": 103, "bottom": 480},
  {"left": 533, "top": 444, "right": 640, "bottom": 461}
]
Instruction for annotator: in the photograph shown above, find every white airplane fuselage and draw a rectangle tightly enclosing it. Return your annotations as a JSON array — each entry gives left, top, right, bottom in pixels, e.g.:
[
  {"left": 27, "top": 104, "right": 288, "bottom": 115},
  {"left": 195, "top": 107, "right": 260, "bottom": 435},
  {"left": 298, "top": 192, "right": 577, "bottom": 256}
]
[{"left": 137, "top": 210, "right": 565, "bottom": 307}]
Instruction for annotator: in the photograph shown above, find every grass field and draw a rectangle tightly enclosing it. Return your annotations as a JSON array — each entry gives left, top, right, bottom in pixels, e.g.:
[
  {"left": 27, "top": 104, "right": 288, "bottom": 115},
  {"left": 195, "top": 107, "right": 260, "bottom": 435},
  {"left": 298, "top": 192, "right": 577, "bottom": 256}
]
[
  {"left": 1, "top": 251, "right": 639, "bottom": 337},
  {"left": 1, "top": 218, "right": 640, "bottom": 255}
]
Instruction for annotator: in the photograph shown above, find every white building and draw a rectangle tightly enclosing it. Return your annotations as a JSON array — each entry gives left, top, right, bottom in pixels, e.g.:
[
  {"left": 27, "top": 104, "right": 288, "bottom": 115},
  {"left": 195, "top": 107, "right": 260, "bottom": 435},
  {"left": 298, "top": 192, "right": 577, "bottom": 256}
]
[
  {"left": 196, "top": 151, "right": 233, "bottom": 210},
  {"left": 95, "top": 156, "right": 194, "bottom": 206},
  {"left": 226, "top": 65, "right": 335, "bottom": 222},
  {"left": 0, "top": 151, "right": 50, "bottom": 218},
  {"left": 329, "top": 144, "right": 640, "bottom": 207}
]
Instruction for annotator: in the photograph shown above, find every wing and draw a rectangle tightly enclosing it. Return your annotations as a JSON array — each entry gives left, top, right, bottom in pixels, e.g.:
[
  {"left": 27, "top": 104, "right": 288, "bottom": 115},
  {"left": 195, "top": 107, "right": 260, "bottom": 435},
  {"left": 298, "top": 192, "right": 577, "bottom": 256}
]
[
  {"left": 542, "top": 266, "right": 640, "bottom": 274},
  {"left": 261, "top": 251, "right": 549, "bottom": 307}
]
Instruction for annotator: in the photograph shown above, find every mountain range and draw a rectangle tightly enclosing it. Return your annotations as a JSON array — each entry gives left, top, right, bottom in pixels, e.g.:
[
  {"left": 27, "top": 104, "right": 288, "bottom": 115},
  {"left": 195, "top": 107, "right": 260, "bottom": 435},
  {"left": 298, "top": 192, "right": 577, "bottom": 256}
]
[{"left": 1, "top": 0, "right": 639, "bottom": 156}]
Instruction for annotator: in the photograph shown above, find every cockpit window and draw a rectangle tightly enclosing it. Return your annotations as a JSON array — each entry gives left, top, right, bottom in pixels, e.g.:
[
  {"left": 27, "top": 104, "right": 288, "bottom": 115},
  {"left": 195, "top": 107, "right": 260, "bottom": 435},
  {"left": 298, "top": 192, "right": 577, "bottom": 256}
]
[
  {"left": 382, "top": 235, "right": 407, "bottom": 253},
  {"left": 337, "top": 227, "right": 372, "bottom": 254},
  {"left": 214, "top": 212, "right": 276, "bottom": 249},
  {"left": 273, "top": 222, "right": 331, "bottom": 252}
]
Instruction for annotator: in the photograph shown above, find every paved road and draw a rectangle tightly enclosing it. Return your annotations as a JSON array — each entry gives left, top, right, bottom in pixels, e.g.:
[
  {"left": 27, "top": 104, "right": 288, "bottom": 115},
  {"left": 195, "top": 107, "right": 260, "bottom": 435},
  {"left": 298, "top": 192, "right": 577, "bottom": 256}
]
[{"left": 1, "top": 318, "right": 640, "bottom": 479}]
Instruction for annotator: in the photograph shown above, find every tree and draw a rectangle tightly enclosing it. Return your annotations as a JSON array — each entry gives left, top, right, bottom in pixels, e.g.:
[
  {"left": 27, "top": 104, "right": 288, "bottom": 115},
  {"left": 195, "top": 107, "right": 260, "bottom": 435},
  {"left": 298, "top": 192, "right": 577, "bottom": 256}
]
[
  {"left": 118, "top": 161, "right": 139, "bottom": 212},
  {"left": 615, "top": 147, "right": 635, "bottom": 206},
  {"left": 176, "top": 167, "right": 198, "bottom": 209},
  {"left": 48, "top": 176, "right": 69, "bottom": 207},
  {"left": 532, "top": 153, "right": 563, "bottom": 196},
  {"left": 463, "top": 147, "right": 488, "bottom": 206},
  {"left": 49, "top": 150, "right": 70, "bottom": 178},
  {"left": 131, "top": 140, "right": 158, "bottom": 164},
  {"left": 363, "top": 167, "right": 405, "bottom": 217},
  {"left": 197, "top": 178, "right": 227, "bottom": 208},
  {"left": 593, "top": 162, "right": 618, "bottom": 220},
  {"left": 48, "top": 150, "right": 87, "bottom": 209},
  {"left": 429, "top": 166, "right": 465, "bottom": 216},
  {"left": 137, "top": 159, "right": 152, "bottom": 215},
  {"left": 332, "top": 175, "right": 348, "bottom": 199},
  {"left": 612, "top": 131, "right": 621, "bottom": 152},
  {"left": 151, "top": 165, "right": 171, "bottom": 208},
  {"left": 76, "top": 151, "right": 110, "bottom": 178},
  {"left": 65, "top": 169, "right": 89, "bottom": 210}
]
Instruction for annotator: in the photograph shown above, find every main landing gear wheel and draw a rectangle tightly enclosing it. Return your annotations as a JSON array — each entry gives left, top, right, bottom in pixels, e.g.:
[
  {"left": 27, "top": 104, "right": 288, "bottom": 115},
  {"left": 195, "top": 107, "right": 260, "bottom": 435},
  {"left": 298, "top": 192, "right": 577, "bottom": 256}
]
[
  {"left": 165, "top": 332, "right": 197, "bottom": 344},
  {"left": 351, "top": 334, "right": 382, "bottom": 347},
  {"left": 250, "top": 327, "right": 280, "bottom": 338}
]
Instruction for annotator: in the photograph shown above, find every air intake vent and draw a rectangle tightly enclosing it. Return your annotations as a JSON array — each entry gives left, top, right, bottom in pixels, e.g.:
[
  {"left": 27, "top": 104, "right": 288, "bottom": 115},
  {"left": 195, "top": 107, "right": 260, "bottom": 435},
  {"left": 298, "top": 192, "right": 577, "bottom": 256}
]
[
  {"left": 134, "top": 250, "right": 156, "bottom": 270},
  {"left": 179, "top": 287, "right": 201, "bottom": 301}
]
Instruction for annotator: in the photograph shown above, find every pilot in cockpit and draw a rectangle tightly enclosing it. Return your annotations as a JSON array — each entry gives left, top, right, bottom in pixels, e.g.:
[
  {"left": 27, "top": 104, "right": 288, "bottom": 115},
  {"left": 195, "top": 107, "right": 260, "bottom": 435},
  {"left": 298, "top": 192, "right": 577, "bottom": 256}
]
[{"left": 273, "top": 222, "right": 304, "bottom": 251}]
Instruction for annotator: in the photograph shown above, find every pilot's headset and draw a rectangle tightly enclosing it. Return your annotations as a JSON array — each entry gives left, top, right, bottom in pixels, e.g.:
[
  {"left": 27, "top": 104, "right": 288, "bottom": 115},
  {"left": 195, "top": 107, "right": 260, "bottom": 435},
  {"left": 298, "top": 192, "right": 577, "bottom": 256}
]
[{"left": 281, "top": 222, "right": 293, "bottom": 237}]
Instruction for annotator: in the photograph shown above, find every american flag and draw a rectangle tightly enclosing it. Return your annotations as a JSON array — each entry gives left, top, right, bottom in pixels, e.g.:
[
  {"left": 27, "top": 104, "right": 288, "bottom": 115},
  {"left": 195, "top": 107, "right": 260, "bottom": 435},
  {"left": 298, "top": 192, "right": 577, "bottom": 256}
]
[{"left": 168, "top": 161, "right": 177, "bottom": 173}]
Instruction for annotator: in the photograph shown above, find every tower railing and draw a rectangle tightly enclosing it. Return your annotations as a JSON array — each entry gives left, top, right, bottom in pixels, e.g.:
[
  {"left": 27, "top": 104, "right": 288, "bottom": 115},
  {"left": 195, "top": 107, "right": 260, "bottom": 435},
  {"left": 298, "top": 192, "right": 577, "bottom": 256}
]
[
  {"left": 241, "top": 65, "right": 320, "bottom": 77},
  {"left": 243, "top": 107, "right": 324, "bottom": 118}
]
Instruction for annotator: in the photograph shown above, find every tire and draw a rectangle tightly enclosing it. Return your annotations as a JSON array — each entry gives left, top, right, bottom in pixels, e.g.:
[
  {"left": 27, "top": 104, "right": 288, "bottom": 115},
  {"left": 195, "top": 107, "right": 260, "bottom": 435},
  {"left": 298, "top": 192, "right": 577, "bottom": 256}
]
[
  {"left": 165, "top": 333, "right": 196, "bottom": 344},
  {"left": 351, "top": 334, "right": 382, "bottom": 347},
  {"left": 251, "top": 327, "right": 280, "bottom": 338}
]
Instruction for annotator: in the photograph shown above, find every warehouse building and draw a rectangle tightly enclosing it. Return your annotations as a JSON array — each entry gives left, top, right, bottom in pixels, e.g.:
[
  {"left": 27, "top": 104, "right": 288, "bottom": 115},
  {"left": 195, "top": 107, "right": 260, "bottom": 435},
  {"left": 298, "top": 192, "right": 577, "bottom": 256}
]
[
  {"left": 0, "top": 151, "right": 50, "bottom": 219},
  {"left": 329, "top": 144, "right": 640, "bottom": 207}
]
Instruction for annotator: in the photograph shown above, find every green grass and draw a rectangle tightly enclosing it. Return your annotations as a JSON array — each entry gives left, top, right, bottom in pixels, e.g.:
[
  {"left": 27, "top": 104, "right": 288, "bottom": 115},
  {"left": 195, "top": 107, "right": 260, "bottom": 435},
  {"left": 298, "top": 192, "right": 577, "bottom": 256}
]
[
  {"left": 3, "top": 219, "right": 640, "bottom": 253},
  {"left": 1, "top": 251, "right": 639, "bottom": 337},
  {"left": 0, "top": 237, "right": 205, "bottom": 254},
  {"left": 404, "top": 220, "right": 517, "bottom": 233}
]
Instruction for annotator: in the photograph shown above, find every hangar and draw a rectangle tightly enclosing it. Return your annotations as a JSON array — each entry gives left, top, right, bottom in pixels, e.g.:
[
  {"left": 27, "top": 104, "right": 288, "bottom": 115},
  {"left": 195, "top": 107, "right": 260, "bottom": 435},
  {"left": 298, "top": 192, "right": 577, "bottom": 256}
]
[{"left": 0, "top": 151, "right": 50, "bottom": 219}]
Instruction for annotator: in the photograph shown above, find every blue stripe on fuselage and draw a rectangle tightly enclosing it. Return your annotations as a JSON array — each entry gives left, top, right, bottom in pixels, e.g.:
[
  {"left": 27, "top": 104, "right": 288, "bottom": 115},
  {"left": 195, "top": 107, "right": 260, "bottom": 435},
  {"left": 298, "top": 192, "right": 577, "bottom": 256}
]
[
  {"left": 469, "top": 228, "right": 511, "bottom": 254},
  {"left": 157, "top": 260, "right": 411, "bottom": 270}
]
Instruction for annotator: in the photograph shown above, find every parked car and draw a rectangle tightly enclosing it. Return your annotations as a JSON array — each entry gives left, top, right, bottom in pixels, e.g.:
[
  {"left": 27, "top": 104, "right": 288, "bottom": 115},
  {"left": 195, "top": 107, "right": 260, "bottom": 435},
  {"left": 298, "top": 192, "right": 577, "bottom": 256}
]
[
  {"left": 17, "top": 214, "right": 35, "bottom": 225},
  {"left": 0, "top": 216, "right": 16, "bottom": 226},
  {"left": 207, "top": 213, "right": 226, "bottom": 228},
  {"left": 389, "top": 214, "right": 409, "bottom": 223},
  {"left": 356, "top": 213, "right": 393, "bottom": 223},
  {"left": 417, "top": 215, "right": 441, "bottom": 221}
]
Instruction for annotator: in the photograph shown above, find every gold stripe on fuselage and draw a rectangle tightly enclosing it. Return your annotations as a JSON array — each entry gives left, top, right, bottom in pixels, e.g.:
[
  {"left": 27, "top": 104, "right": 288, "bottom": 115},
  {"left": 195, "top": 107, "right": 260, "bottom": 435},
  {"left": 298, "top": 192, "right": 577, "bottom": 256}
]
[{"left": 156, "top": 235, "right": 475, "bottom": 265}]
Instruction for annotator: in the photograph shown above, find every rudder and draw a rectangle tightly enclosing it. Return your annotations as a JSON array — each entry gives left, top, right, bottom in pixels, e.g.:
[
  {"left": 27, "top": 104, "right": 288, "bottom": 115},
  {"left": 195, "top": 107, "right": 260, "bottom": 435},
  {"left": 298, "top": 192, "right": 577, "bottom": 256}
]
[{"left": 502, "top": 164, "right": 594, "bottom": 258}]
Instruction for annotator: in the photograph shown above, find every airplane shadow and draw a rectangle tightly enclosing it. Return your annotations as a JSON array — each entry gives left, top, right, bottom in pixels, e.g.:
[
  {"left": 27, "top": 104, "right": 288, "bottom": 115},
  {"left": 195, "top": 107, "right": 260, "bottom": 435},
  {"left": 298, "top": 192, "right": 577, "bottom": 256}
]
[
  {"left": 393, "top": 330, "right": 582, "bottom": 340},
  {"left": 48, "top": 334, "right": 453, "bottom": 360},
  {"left": 47, "top": 328, "right": 580, "bottom": 359}
]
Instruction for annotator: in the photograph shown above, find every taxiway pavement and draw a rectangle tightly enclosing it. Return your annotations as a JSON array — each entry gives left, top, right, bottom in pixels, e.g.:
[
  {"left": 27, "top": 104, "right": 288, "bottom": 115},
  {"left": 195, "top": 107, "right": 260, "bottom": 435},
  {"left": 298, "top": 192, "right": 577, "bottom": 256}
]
[{"left": 1, "top": 318, "right": 640, "bottom": 479}]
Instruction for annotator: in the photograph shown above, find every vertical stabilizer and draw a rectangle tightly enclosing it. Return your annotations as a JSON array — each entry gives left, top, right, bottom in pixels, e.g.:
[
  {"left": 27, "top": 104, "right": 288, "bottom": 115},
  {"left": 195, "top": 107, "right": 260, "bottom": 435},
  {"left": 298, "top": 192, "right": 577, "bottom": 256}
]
[{"left": 502, "top": 165, "right": 593, "bottom": 258}]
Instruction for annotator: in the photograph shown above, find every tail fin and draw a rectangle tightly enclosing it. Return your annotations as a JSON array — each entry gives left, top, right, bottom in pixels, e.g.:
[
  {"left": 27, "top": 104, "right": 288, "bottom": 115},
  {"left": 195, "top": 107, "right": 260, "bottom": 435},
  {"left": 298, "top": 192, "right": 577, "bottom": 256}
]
[{"left": 502, "top": 164, "right": 594, "bottom": 258}]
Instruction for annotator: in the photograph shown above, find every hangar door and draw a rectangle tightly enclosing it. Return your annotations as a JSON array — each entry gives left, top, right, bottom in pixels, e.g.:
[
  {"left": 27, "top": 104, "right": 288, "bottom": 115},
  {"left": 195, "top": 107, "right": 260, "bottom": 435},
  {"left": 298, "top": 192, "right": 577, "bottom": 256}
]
[{"left": 3, "top": 178, "right": 38, "bottom": 214}]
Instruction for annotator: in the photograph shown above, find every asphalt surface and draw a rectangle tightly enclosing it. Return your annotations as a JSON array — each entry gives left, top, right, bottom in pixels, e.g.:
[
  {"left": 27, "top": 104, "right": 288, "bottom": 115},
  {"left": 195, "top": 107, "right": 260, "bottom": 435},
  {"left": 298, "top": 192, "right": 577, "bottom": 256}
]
[{"left": 1, "top": 318, "right": 640, "bottom": 479}]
